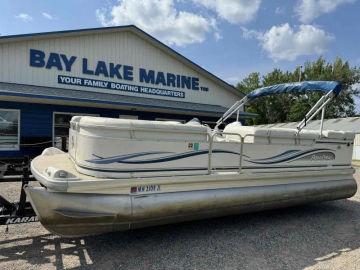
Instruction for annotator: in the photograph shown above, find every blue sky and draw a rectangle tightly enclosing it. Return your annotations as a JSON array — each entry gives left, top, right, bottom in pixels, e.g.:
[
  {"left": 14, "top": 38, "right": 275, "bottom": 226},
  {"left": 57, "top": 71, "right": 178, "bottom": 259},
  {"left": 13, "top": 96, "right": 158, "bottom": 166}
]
[{"left": 1, "top": 0, "right": 359, "bottom": 99}]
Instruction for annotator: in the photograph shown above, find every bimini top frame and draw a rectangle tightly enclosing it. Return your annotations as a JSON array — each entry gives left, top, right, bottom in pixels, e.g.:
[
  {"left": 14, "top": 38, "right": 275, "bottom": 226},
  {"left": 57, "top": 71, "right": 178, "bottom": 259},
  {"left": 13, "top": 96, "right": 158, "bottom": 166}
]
[{"left": 215, "top": 81, "right": 342, "bottom": 134}]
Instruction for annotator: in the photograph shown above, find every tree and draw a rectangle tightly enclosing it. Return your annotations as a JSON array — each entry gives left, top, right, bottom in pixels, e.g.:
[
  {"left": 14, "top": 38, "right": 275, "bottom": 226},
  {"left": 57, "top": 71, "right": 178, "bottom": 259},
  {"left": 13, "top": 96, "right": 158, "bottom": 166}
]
[{"left": 236, "top": 57, "right": 360, "bottom": 125}]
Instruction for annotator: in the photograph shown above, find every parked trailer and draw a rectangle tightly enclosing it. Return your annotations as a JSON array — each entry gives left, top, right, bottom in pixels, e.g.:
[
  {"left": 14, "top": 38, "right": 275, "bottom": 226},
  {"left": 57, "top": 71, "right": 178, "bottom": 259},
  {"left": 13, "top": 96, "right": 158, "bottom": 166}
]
[{"left": 0, "top": 157, "right": 38, "bottom": 228}]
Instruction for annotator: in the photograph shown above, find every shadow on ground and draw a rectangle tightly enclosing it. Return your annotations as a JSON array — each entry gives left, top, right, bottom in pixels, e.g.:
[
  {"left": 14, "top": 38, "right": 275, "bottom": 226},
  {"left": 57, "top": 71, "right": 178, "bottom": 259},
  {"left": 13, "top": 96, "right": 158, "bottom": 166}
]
[{"left": 0, "top": 197, "right": 359, "bottom": 270}]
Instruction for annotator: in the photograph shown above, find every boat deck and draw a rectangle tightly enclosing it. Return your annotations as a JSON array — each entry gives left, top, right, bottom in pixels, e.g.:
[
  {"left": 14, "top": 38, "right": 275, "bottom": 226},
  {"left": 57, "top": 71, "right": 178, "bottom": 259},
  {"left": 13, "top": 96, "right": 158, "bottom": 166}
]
[{"left": 33, "top": 153, "right": 99, "bottom": 180}]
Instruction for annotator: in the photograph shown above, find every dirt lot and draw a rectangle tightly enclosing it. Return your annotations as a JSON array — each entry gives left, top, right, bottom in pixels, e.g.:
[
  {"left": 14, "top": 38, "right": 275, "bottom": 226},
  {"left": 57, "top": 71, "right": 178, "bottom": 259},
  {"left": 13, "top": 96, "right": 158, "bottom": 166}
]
[{"left": 0, "top": 171, "right": 359, "bottom": 270}]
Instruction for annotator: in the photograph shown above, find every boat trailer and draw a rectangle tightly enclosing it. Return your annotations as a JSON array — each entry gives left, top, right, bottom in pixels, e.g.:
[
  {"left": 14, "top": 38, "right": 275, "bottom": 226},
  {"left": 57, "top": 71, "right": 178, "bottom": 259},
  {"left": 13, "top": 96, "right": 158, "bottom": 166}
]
[{"left": 0, "top": 157, "right": 38, "bottom": 229}]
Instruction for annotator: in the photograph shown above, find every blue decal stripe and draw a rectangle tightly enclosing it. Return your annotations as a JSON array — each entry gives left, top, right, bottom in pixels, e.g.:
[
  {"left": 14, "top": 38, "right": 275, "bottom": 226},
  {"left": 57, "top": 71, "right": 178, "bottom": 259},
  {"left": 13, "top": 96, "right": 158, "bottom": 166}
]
[
  {"left": 288, "top": 151, "right": 334, "bottom": 163},
  {"left": 76, "top": 164, "right": 335, "bottom": 174},
  {"left": 90, "top": 151, "right": 172, "bottom": 164},
  {"left": 246, "top": 149, "right": 334, "bottom": 164},
  {"left": 87, "top": 149, "right": 244, "bottom": 165},
  {"left": 251, "top": 150, "right": 300, "bottom": 162}
]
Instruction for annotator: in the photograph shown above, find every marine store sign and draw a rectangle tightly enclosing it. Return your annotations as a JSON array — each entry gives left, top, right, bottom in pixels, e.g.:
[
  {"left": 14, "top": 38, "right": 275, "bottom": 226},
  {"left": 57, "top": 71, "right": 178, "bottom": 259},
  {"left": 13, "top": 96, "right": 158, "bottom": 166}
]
[{"left": 29, "top": 49, "right": 209, "bottom": 99}]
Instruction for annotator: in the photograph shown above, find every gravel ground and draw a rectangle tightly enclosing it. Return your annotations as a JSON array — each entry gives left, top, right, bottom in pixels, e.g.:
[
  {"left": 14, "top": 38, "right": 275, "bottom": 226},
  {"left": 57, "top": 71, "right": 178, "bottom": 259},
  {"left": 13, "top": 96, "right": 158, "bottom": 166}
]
[{"left": 0, "top": 171, "right": 359, "bottom": 270}]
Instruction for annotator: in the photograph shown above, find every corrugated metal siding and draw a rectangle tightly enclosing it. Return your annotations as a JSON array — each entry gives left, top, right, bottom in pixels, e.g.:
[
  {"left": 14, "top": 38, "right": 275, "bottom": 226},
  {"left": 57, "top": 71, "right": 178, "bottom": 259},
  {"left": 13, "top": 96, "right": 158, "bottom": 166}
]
[
  {"left": 354, "top": 134, "right": 360, "bottom": 146},
  {"left": 0, "top": 31, "right": 239, "bottom": 108},
  {"left": 0, "top": 82, "right": 233, "bottom": 115},
  {"left": 353, "top": 147, "right": 360, "bottom": 160},
  {"left": 353, "top": 134, "right": 360, "bottom": 160}
]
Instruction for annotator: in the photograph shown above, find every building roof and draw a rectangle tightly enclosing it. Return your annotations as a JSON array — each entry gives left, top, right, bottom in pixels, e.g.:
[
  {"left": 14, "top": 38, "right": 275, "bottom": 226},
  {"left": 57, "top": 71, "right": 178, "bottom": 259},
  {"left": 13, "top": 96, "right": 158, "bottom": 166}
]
[
  {"left": 0, "top": 25, "right": 244, "bottom": 98},
  {"left": 0, "top": 82, "right": 256, "bottom": 118},
  {"left": 257, "top": 117, "right": 360, "bottom": 133}
]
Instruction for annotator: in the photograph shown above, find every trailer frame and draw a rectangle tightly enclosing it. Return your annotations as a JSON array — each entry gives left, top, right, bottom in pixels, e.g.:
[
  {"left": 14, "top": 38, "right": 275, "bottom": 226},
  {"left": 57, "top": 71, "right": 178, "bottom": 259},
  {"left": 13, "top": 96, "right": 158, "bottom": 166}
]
[{"left": 0, "top": 156, "right": 38, "bottom": 227}]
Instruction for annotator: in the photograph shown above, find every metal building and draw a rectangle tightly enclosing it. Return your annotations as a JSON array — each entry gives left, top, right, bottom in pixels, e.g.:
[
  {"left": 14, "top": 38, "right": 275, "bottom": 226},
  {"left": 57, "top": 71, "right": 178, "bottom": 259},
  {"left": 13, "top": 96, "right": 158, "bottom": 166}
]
[{"left": 0, "top": 25, "right": 253, "bottom": 158}]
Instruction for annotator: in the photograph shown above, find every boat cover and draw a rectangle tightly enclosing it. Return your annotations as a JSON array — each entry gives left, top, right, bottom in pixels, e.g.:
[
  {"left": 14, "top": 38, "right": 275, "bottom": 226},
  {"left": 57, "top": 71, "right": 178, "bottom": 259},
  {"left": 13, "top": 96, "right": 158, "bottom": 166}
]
[{"left": 247, "top": 81, "right": 342, "bottom": 100}]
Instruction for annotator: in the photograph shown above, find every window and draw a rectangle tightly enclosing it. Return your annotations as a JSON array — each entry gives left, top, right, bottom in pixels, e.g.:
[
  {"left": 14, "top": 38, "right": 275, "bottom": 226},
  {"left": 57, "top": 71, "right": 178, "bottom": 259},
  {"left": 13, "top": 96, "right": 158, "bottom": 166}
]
[
  {"left": 53, "top": 112, "right": 98, "bottom": 151},
  {"left": 0, "top": 109, "right": 20, "bottom": 151}
]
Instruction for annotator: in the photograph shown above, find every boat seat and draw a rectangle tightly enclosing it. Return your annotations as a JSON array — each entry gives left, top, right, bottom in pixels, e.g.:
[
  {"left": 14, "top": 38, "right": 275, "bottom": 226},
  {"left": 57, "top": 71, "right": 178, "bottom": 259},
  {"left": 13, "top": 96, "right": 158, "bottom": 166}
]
[
  {"left": 321, "top": 130, "right": 355, "bottom": 140},
  {"left": 221, "top": 122, "right": 354, "bottom": 143},
  {"left": 75, "top": 116, "right": 208, "bottom": 132},
  {"left": 71, "top": 116, "right": 209, "bottom": 142}
]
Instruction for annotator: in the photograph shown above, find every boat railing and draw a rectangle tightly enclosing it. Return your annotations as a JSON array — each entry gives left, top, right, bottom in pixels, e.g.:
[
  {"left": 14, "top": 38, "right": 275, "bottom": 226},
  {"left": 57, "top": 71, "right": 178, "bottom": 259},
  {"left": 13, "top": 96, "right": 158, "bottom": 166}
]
[
  {"left": 207, "top": 130, "right": 323, "bottom": 174},
  {"left": 208, "top": 131, "right": 244, "bottom": 174}
]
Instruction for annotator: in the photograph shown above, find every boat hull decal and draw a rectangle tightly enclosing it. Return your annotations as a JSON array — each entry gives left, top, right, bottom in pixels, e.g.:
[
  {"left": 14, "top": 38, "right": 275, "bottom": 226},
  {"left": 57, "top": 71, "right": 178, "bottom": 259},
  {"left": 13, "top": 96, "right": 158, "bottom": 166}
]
[
  {"left": 76, "top": 164, "right": 337, "bottom": 174},
  {"left": 246, "top": 149, "right": 335, "bottom": 164},
  {"left": 87, "top": 150, "right": 245, "bottom": 165}
]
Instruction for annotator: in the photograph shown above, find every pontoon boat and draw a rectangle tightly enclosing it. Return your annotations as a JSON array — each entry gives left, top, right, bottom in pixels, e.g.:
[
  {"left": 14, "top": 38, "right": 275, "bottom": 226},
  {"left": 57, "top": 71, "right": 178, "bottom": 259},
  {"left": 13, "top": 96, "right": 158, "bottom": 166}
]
[{"left": 25, "top": 81, "right": 357, "bottom": 237}]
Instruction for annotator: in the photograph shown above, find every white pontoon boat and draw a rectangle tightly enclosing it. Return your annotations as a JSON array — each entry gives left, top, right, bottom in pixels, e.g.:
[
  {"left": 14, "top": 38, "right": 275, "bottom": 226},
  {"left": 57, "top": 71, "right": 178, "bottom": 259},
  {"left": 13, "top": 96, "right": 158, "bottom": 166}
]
[{"left": 25, "top": 81, "right": 357, "bottom": 237}]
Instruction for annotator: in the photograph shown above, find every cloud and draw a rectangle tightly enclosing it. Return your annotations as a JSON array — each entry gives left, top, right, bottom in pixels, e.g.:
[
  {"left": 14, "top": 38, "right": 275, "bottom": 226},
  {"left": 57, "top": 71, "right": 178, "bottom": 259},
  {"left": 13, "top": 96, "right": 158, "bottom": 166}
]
[
  {"left": 192, "top": 0, "right": 261, "bottom": 24},
  {"left": 243, "top": 23, "right": 333, "bottom": 61},
  {"left": 295, "top": 0, "right": 356, "bottom": 23},
  {"left": 42, "top": 12, "right": 53, "bottom": 20},
  {"left": 96, "top": 0, "right": 217, "bottom": 47},
  {"left": 15, "top": 13, "right": 33, "bottom": 23}
]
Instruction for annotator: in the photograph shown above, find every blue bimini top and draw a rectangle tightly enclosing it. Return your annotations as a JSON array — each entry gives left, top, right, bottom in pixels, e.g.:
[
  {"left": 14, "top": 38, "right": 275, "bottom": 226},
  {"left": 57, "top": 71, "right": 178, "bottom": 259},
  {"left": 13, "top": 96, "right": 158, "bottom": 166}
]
[{"left": 247, "top": 81, "right": 342, "bottom": 100}]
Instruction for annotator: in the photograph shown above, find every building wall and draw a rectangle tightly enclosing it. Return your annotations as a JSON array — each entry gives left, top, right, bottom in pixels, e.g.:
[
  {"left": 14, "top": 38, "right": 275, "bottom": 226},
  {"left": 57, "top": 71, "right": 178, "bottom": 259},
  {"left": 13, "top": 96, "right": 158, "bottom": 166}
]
[
  {"left": 0, "top": 100, "right": 220, "bottom": 157},
  {"left": 0, "top": 30, "right": 240, "bottom": 108},
  {"left": 353, "top": 134, "right": 360, "bottom": 160},
  {"left": 0, "top": 29, "right": 243, "bottom": 159}
]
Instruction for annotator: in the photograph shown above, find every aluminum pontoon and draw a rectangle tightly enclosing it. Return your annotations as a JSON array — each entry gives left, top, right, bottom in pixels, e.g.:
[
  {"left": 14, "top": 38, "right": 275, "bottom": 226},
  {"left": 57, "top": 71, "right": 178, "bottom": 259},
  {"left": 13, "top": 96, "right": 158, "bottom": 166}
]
[{"left": 25, "top": 81, "right": 357, "bottom": 237}]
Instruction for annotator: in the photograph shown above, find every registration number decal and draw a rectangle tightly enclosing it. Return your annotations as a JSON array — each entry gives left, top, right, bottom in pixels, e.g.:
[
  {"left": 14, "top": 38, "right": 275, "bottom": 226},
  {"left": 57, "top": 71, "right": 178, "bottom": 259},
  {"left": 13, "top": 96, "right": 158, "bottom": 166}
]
[
  {"left": 187, "top": 142, "right": 200, "bottom": 150},
  {"left": 130, "top": 185, "right": 161, "bottom": 193}
]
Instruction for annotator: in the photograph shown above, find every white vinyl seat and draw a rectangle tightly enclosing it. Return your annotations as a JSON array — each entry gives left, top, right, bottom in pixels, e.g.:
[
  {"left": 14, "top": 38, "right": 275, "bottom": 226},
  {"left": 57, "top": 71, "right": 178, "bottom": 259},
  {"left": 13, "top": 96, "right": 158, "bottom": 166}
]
[{"left": 222, "top": 122, "right": 355, "bottom": 143}]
